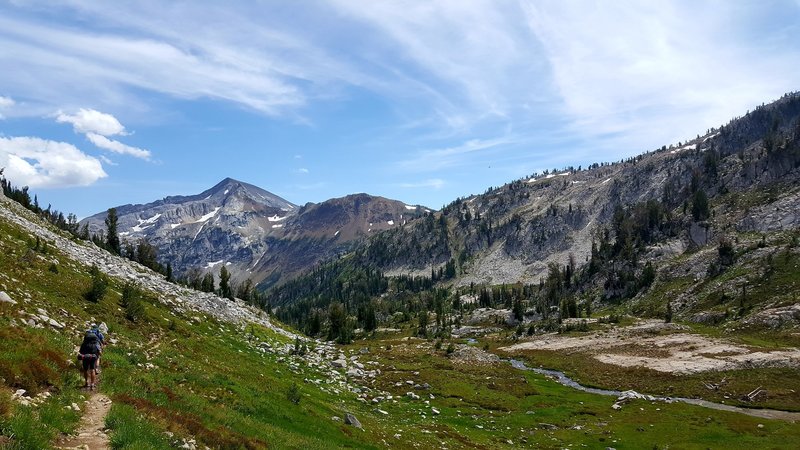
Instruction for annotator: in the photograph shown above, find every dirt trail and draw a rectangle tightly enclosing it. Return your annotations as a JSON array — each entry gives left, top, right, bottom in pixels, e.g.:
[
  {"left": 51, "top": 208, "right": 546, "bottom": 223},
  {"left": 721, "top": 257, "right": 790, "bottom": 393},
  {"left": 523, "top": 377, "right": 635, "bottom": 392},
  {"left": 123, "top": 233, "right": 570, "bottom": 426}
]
[{"left": 56, "top": 393, "right": 112, "bottom": 450}]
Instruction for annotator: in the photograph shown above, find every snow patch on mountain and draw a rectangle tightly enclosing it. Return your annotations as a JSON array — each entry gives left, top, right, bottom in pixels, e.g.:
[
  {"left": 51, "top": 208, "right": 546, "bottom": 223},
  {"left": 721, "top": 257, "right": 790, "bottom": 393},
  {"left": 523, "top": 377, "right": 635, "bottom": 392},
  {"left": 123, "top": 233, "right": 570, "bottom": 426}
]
[
  {"left": 131, "top": 213, "right": 162, "bottom": 232},
  {"left": 194, "top": 207, "right": 220, "bottom": 223}
]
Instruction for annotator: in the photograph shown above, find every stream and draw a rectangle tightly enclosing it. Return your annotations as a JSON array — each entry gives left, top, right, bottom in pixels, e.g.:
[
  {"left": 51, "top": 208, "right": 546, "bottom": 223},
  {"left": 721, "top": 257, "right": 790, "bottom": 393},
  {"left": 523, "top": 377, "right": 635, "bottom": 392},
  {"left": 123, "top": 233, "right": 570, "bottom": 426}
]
[{"left": 509, "top": 359, "right": 800, "bottom": 422}]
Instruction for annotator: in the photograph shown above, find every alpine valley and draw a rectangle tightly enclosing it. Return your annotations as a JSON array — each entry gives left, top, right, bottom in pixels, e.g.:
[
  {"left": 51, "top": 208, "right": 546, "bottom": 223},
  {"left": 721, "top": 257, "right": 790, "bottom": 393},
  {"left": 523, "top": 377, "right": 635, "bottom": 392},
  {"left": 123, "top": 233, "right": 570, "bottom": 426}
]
[{"left": 1, "top": 93, "right": 800, "bottom": 449}]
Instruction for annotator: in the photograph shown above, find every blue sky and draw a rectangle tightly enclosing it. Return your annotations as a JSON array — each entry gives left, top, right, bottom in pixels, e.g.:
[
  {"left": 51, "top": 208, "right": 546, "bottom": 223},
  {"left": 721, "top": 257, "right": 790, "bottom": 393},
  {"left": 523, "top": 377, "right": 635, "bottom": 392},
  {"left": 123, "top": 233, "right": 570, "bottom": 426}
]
[{"left": 0, "top": 1, "right": 799, "bottom": 218}]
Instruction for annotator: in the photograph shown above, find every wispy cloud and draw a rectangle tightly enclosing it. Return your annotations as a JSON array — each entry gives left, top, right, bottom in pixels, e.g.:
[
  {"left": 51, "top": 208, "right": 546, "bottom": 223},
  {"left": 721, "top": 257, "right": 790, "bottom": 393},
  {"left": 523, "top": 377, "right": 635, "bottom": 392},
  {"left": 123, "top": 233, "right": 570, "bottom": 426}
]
[
  {"left": 296, "top": 168, "right": 309, "bottom": 174},
  {"left": 520, "top": 1, "right": 800, "bottom": 148},
  {"left": 86, "top": 133, "right": 151, "bottom": 160},
  {"left": 328, "top": 0, "right": 550, "bottom": 132},
  {"left": 398, "top": 178, "right": 445, "bottom": 190},
  {"left": 0, "top": 3, "right": 352, "bottom": 117},
  {"left": 99, "top": 155, "right": 118, "bottom": 166},
  {"left": 0, "top": 136, "right": 107, "bottom": 188},
  {"left": 0, "top": 95, "right": 13, "bottom": 119},
  {"left": 397, "top": 137, "right": 515, "bottom": 172}
]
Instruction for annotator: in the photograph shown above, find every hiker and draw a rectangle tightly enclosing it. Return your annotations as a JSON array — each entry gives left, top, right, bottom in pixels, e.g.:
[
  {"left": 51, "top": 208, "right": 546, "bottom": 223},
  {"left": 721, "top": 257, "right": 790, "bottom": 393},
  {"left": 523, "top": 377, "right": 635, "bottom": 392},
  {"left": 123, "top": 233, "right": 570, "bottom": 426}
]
[
  {"left": 78, "top": 329, "right": 102, "bottom": 390},
  {"left": 90, "top": 323, "right": 105, "bottom": 374}
]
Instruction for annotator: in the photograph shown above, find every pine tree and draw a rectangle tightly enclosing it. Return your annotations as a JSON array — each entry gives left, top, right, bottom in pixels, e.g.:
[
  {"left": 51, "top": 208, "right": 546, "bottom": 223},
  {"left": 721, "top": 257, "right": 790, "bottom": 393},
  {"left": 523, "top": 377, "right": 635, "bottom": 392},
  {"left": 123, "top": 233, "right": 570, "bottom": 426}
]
[
  {"left": 219, "top": 265, "right": 233, "bottom": 300},
  {"left": 691, "top": 189, "right": 710, "bottom": 221},
  {"left": 105, "top": 208, "right": 121, "bottom": 254},
  {"left": 201, "top": 273, "right": 215, "bottom": 293}
]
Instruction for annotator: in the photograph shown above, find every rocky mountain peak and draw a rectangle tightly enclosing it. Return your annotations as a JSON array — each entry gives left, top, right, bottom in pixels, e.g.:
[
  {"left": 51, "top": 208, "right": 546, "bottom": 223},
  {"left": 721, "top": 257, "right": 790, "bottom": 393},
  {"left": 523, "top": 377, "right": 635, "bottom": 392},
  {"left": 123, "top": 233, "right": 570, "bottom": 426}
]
[
  {"left": 200, "top": 177, "right": 297, "bottom": 212},
  {"left": 79, "top": 178, "right": 426, "bottom": 288}
]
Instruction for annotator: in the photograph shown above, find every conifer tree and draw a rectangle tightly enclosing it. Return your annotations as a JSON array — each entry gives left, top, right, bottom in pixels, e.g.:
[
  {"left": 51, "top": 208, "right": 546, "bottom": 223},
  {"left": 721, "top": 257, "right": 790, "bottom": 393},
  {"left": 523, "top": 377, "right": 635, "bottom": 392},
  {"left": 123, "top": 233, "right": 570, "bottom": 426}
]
[
  {"left": 219, "top": 265, "right": 233, "bottom": 300},
  {"left": 105, "top": 207, "right": 121, "bottom": 254}
]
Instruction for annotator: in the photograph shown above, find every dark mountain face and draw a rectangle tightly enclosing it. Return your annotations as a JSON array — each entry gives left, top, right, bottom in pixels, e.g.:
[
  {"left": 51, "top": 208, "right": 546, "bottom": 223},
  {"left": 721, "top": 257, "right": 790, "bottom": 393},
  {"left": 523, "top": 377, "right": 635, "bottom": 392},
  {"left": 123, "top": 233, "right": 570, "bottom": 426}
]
[{"left": 79, "top": 178, "right": 426, "bottom": 288}]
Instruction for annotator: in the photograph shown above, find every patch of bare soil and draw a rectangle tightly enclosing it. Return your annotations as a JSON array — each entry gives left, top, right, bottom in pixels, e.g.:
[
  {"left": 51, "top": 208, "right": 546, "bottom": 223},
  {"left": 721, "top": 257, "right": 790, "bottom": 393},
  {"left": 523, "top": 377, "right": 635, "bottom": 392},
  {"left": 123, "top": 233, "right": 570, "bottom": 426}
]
[
  {"left": 55, "top": 393, "right": 112, "bottom": 450},
  {"left": 499, "top": 319, "right": 800, "bottom": 374}
]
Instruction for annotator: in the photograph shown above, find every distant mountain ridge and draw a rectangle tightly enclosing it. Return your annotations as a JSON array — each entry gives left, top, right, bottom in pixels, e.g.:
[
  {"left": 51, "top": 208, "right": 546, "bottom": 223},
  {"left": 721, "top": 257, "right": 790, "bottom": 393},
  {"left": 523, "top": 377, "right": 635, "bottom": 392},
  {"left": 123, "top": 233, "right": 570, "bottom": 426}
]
[{"left": 80, "top": 178, "right": 426, "bottom": 287}]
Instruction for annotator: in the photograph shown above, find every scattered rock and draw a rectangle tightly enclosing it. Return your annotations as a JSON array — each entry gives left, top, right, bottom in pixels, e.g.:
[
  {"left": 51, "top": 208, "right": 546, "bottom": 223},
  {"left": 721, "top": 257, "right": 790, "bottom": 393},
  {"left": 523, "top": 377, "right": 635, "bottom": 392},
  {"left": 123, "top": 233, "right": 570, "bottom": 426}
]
[
  {"left": 344, "top": 413, "right": 362, "bottom": 429},
  {"left": 0, "top": 291, "right": 15, "bottom": 304}
]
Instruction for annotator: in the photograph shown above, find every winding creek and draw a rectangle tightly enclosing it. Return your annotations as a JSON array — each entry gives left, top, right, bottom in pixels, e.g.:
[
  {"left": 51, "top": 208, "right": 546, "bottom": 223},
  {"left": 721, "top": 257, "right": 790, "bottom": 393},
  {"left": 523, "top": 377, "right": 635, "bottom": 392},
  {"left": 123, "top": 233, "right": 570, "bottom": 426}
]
[{"left": 509, "top": 359, "right": 800, "bottom": 422}]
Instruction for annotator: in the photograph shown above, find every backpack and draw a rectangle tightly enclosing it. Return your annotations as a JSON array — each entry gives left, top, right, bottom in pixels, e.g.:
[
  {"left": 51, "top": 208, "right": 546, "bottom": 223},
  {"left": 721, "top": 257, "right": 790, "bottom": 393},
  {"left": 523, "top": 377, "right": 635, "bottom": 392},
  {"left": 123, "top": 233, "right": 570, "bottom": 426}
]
[{"left": 79, "top": 331, "right": 100, "bottom": 356}]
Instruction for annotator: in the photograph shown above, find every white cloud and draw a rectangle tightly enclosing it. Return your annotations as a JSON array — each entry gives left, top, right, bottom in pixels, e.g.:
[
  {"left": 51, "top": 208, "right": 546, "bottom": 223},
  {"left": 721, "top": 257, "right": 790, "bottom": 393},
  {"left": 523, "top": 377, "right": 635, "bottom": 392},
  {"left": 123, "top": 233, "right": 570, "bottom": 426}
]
[
  {"left": 397, "top": 137, "right": 515, "bottom": 172},
  {"left": 98, "top": 155, "right": 118, "bottom": 166},
  {"left": 56, "top": 108, "right": 126, "bottom": 136},
  {"left": 0, "top": 6, "right": 339, "bottom": 117},
  {"left": 297, "top": 168, "right": 309, "bottom": 174},
  {"left": 399, "top": 178, "right": 445, "bottom": 189},
  {"left": 85, "top": 133, "right": 151, "bottom": 160},
  {"left": 0, "top": 136, "right": 107, "bottom": 188},
  {"left": 0, "top": 96, "right": 13, "bottom": 108},
  {"left": 328, "top": 0, "right": 547, "bottom": 129},
  {"left": 520, "top": 1, "right": 800, "bottom": 148}
]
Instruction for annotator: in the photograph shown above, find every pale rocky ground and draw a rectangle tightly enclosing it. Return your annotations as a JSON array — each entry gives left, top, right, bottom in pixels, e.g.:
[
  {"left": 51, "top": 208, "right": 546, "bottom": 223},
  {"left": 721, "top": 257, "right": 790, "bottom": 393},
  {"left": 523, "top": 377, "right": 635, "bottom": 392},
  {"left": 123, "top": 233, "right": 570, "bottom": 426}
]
[{"left": 499, "top": 319, "right": 800, "bottom": 374}]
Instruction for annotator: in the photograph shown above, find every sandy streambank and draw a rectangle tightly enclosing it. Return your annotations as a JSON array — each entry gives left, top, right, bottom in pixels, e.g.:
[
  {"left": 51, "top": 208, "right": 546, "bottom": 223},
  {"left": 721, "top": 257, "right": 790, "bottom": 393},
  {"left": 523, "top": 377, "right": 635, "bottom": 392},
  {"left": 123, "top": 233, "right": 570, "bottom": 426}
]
[{"left": 500, "top": 320, "right": 800, "bottom": 374}]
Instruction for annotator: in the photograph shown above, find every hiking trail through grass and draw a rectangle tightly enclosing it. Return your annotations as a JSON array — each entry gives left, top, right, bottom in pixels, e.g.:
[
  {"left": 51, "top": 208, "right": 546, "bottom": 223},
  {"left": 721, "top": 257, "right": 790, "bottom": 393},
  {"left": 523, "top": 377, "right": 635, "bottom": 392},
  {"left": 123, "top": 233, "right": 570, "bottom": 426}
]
[{"left": 55, "top": 392, "right": 112, "bottom": 450}]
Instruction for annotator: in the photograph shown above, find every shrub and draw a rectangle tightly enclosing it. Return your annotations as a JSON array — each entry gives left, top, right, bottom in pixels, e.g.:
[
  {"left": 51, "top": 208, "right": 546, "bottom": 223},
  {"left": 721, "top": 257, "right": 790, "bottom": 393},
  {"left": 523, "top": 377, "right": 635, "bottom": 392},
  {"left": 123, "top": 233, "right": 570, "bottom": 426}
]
[
  {"left": 445, "top": 343, "right": 455, "bottom": 356},
  {"left": 286, "top": 383, "right": 301, "bottom": 405},
  {"left": 84, "top": 265, "right": 107, "bottom": 303},
  {"left": 120, "top": 282, "right": 145, "bottom": 322}
]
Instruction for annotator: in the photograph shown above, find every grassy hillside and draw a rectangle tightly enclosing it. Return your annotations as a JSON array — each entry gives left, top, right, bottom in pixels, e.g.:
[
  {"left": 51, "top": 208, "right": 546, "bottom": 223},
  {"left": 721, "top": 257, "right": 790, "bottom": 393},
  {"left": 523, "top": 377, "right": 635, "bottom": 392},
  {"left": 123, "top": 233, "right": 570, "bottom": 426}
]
[{"left": 3, "top": 200, "right": 800, "bottom": 449}]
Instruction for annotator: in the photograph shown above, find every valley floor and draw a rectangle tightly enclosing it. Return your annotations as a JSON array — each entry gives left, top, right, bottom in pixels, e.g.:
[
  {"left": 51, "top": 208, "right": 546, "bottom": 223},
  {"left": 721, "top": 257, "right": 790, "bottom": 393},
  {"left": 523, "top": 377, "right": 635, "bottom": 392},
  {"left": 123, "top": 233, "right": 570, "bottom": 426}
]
[{"left": 2, "top": 193, "right": 800, "bottom": 449}]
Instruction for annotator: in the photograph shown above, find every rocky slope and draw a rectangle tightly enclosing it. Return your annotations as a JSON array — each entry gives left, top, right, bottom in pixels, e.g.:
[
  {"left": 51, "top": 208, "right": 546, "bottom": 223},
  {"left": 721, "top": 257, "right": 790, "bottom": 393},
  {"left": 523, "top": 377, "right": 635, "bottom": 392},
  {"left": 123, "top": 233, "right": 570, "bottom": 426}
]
[
  {"left": 359, "top": 92, "right": 800, "bottom": 287},
  {"left": 80, "top": 178, "right": 425, "bottom": 288},
  {"left": 2, "top": 189, "right": 286, "bottom": 333}
]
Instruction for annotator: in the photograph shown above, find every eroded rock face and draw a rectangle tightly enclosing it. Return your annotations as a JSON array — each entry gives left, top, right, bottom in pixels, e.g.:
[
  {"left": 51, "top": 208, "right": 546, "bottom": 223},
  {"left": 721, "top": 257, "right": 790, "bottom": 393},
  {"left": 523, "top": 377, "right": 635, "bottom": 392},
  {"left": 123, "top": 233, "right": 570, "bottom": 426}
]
[
  {"left": 737, "top": 191, "right": 800, "bottom": 233},
  {"left": 743, "top": 304, "right": 800, "bottom": 328}
]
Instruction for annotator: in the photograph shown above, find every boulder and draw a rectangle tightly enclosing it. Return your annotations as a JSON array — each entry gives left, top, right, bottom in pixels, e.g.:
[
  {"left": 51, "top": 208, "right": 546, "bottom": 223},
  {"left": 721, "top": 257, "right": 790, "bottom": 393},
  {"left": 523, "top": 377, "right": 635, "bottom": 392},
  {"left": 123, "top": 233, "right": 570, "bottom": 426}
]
[
  {"left": 331, "top": 359, "right": 347, "bottom": 368},
  {"left": 344, "top": 413, "right": 362, "bottom": 429},
  {"left": 0, "top": 291, "right": 15, "bottom": 304}
]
